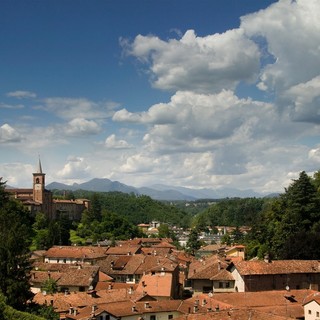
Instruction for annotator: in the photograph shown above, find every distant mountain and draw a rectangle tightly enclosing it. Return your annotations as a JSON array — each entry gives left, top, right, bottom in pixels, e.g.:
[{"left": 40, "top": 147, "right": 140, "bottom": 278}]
[
  {"left": 46, "top": 178, "right": 269, "bottom": 200},
  {"left": 47, "top": 178, "right": 138, "bottom": 194}
]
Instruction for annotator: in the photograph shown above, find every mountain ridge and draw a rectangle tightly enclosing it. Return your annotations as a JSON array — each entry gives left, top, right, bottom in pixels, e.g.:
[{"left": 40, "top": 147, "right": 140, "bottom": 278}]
[{"left": 46, "top": 178, "right": 270, "bottom": 200}]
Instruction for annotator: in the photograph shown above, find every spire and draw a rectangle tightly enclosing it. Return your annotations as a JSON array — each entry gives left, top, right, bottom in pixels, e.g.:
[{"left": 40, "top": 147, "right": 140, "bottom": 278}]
[{"left": 37, "top": 156, "right": 43, "bottom": 174}]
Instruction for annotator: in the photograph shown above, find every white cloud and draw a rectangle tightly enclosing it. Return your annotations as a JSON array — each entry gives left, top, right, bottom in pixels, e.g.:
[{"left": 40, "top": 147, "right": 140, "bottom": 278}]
[
  {"left": 6, "top": 90, "right": 37, "bottom": 99},
  {"left": 0, "top": 103, "right": 24, "bottom": 109},
  {"left": 241, "top": 0, "right": 320, "bottom": 94},
  {"left": 40, "top": 97, "right": 120, "bottom": 120},
  {"left": 120, "top": 154, "right": 155, "bottom": 173},
  {"left": 105, "top": 134, "right": 132, "bottom": 149},
  {"left": 0, "top": 162, "right": 34, "bottom": 187},
  {"left": 0, "top": 124, "right": 23, "bottom": 143},
  {"left": 64, "top": 118, "right": 101, "bottom": 136},
  {"left": 125, "top": 29, "right": 260, "bottom": 93},
  {"left": 56, "top": 157, "right": 91, "bottom": 180},
  {"left": 282, "top": 76, "right": 320, "bottom": 123}
]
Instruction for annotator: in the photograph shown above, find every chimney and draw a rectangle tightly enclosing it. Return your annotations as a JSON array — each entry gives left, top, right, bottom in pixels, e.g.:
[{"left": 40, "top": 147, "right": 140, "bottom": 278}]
[
  {"left": 128, "top": 286, "right": 133, "bottom": 294},
  {"left": 193, "top": 305, "right": 198, "bottom": 313},
  {"left": 264, "top": 254, "right": 271, "bottom": 263},
  {"left": 69, "top": 307, "right": 73, "bottom": 314},
  {"left": 132, "top": 305, "right": 137, "bottom": 312},
  {"left": 144, "top": 302, "right": 150, "bottom": 309}
]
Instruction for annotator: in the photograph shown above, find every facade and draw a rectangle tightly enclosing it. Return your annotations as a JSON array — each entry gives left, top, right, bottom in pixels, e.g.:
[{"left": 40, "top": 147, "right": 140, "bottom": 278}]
[
  {"left": 8, "top": 158, "right": 89, "bottom": 220},
  {"left": 229, "top": 259, "right": 320, "bottom": 292}
]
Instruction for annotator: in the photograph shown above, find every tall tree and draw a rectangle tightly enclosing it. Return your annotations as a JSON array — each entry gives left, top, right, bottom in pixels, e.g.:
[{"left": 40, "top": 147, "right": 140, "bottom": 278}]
[{"left": 0, "top": 180, "right": 33, "bottom": 309}]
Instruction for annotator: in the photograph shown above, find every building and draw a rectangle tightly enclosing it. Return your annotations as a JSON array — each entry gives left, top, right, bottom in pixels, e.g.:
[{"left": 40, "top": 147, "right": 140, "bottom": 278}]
[
  {"left": 229, "top": 259, "right": 320, "bottom": 292},
  {"left": 7, "top": 158, "right": 89, "bottom": 220}
]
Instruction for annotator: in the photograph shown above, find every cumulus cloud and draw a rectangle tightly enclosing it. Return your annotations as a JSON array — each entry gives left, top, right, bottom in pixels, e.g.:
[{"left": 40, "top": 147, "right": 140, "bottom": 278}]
[
  {"left": 0, "top": 124, "right": 23, "bottom": 143},
  {"left": 282, "top": 75, "right": 320, "bottom": 123},
  {"left": 239, "top": 0, "right": 320, "bottom": 127},
  {"left": 105, "top": 134, "right": 132, "bottom": 149},
  {"left": 118, "top": 90, "right": 277, "bottom": 151},
  {"left": 56, "top": 157, "right": 91, "bottom": 179},
  {"left": 40, "top": 97, "right": 120, "bottom": 120},
  {"left": 0, "top": 162, "right": 34, "bottom": 187},
  {"left": 124, "top": 29, "right": 260, "bottom": 93},
  {"left": 6, "top": 90, "right": 37, "bottom": 99},
  {"left": 120, "top": 154, "right": 155, "bottom": 173},
  {"left": 64, "top": 118, "right": 101, "bottom": 136}
]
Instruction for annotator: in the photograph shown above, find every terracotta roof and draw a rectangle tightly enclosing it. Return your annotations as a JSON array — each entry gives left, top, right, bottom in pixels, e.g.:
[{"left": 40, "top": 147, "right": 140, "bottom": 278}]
[
  {"left": 136, "top": 273, "right": 173, "bottom": 298},
  {"left": 105, "top": 245, "right": 141, "bottom": 255},
  {"left": 188, "top": 255, "right": 228, "bottom": 280},
  {"left": 134, "top": 255, "right": 178, "bottom": 274},
  {"left": 33, "top": 288, "right": 143, "bottom": 313},
  {"left": 174, "top": 309, "right": 290, "bottom": 320},
  {"left": 96, "top": 254, "right": 145, "bottom": 275},
  {"left": 30, "top": 265, "right": 99, "bottom": 288},
  {"left": 198, "top": 244, "right": 220, "bottom": 252},
  {"left": 65, "top": 299, "right": 183, "bottom": 319},
  {"left": 45, "top": 246, "right": 107, "bottom": 260},
  {"left": 95, "top": 282, "right": 137, "bottom": 291},
  {"left": 140, "top": 247, "right": 172, "bottom": 256},
  {"left": 234, "top": 260, "right": 320, "bottom": 275},
  {"left": 210, "top": 269, "right": 235, "bottom": 281}
]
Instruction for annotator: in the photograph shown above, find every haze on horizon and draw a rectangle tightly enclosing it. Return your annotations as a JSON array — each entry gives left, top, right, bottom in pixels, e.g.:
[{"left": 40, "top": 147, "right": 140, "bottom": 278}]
[{"left": 1, "top": 0, "right": 320, "bottom": 195}]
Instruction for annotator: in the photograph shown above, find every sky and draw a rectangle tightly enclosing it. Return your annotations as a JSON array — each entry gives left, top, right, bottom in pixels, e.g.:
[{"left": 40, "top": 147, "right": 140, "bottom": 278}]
[{"left": 1, "top": 0, "right": 320, "bottom": 194}]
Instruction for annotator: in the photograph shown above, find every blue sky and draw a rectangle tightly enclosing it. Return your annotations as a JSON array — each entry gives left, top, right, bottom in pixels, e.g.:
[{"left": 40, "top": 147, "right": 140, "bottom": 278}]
[{"left": 1, "top": 0, "right": 320, "bottom": 194}]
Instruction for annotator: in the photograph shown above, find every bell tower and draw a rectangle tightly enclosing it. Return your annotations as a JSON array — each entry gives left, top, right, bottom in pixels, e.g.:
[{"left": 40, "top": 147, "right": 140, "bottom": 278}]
[{"left": 33, "top": 157, "right": 45, "bottom": 204}]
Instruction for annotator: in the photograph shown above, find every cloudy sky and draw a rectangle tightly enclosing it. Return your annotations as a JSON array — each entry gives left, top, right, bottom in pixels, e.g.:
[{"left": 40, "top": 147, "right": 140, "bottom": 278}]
[{"left": 1, "top": 0, "right": 320, "bottom": 194}]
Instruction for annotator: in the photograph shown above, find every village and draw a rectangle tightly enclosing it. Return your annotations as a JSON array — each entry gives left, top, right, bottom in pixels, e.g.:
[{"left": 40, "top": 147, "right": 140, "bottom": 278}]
[
  {"left": 4, "top": 159, "right": 320, "bottom": 320},
  {"left": 29, "top": 235, "right": 320, "bottom": 320}
]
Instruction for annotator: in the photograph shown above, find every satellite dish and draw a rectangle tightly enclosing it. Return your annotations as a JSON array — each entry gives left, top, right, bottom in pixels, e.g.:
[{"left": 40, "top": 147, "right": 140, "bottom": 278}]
[{"left": 286, "top": 285, "right": 290, "bottom": 291}]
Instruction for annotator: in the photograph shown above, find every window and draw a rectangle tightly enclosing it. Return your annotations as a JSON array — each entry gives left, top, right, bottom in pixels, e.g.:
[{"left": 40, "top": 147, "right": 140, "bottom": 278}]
[
  {"left": 219, "top": 282, "right": 224, "bottom": 288},
  {"left": 168, "top": 315, "right": 173, "bottom": 319},
  {"left": 317, "top": 311, "right": 320, "bottom": 317},
  {"left": 308, "top": 309, "right": 312, "bottom": 314},
  {"left": 150, "top": 315, "right": 156, "bottom": 320},
  {"left": 226, "top": 282, "right": 230, "bottom": 288},
  {"left": 203, "top": 286, "right": 212, "bottom": 293}
]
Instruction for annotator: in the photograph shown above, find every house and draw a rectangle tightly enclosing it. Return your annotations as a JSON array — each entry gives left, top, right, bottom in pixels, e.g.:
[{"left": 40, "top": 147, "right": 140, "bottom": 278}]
[
  {"left": 44, "top": 246, "right": 107, "bottom": 264},
  {"left": 30, "top": 263, "right": 100, "bottom": 293},
  {"left": 64, "top": 299, "right": 185, "bottom": 320},
  {"left": 229, "top": 259, "right": 320, "bottom": 292},
  {"left": 187, "top": 255, "right": 234, "bottom": 294},
  {"left": 96, "top": 254, "right": 180, "bottom": 291},
  {"left": 225, "top": 245, "right": 245, "bottom": 260},
  {"left": 136, "top": 273, "right": 175, "bottom": 300},
  {"left": 303, "top": 292, "right": 320, "bottom": 320}
]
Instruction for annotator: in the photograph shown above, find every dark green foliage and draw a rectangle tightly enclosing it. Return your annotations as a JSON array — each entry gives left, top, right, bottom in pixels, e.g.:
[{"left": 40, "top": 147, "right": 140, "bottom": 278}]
[
  {"left": 193, "top": 197, "right": 265, "bottom": 229},
  {"left": 245, "top": 171, "right": 320, "bottom": 260},
  {"left": 32, "top": 213, "right": 72, "bottom": 250},
  {"left": 186, "top": 229, "right": 203, "bottom": 255},
  {"left": 0, "top": 181, "right": 33, "bottom": 310},
  {"left": 77, "top": 209, "right": 144, "bottom": 242},
  {"left": 0, "top": 293, "right": 46, "bottom": 320},
  {"left": 68, "top": 191, "right": 192, "bottom": 228},
  {"left": 41, "top": 278, "right": 58, "bottom": 294}
]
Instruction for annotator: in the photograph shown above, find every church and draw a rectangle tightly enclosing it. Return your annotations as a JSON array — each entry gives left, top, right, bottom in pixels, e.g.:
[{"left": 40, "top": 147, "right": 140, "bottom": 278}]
[{"left": 7, "top": 158, "right": 90, "bottom": 220}]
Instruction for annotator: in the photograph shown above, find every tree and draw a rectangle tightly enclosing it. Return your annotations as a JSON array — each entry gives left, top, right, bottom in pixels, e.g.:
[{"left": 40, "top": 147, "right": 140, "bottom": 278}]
[
  {"left": 41, "top": 277, "right": 58, "bottom": 294},
  {"left": 186, "top": 229, "right": 202, "bottom": 255},
  {"left": 0, "top": 180, "right": 33, "bottom": 309}
]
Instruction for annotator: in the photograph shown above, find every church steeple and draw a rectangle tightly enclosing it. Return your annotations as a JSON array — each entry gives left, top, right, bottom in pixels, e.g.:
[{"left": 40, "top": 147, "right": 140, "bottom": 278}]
[
  {"left": 37, "top": 156, "right": 43, "bottom": 174},
  {"left": 33, "top": 157, "right": 45, "bottom": 204}
]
